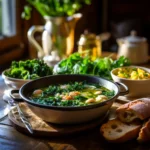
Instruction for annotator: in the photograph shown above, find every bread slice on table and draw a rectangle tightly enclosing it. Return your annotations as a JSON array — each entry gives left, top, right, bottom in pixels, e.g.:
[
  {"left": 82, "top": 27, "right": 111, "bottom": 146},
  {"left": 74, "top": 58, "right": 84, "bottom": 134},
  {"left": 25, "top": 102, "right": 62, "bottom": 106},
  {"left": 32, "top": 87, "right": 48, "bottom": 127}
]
[
  {"left": 116, "top": 98, "right": 150, "bottom": 123},
  {"left": 137, "top": 118, "right": 150, "bottom": 143},
  {"left": 100, "top": 119, "right": 141, "bottom": 143}
]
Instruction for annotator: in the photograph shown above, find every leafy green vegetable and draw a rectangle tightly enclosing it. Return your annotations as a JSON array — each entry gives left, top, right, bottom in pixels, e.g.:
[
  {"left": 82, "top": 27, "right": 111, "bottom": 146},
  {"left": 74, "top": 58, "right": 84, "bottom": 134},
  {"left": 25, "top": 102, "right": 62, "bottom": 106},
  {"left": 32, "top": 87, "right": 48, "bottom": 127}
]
[
  {"left": 5, "top": 59, "right": 52, "bottom": 80},
  {"left": 4, "top": 53, "right": 130, "bottom": 81},
  {"left": 54, "top": 52, "right": 131, "bottom": 80},
  {"left": 22, "top": 0, "right": 92, "bottom": 20}
]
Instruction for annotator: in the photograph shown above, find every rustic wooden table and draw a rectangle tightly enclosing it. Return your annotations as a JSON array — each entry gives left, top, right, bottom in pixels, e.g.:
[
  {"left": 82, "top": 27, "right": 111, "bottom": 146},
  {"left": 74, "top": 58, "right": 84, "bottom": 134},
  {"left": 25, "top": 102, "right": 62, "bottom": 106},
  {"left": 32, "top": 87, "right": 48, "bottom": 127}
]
[{"left": 0, "top": 54, "right": 150, "bottom": 150}]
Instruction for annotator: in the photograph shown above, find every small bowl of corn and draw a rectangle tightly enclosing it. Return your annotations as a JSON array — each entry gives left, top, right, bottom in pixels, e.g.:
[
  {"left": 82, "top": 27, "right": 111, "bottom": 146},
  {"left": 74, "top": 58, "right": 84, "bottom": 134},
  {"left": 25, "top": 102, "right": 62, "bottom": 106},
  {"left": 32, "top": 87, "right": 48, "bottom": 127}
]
[{"left": 111, "top": 66, "right": 150, "bottom": 98}]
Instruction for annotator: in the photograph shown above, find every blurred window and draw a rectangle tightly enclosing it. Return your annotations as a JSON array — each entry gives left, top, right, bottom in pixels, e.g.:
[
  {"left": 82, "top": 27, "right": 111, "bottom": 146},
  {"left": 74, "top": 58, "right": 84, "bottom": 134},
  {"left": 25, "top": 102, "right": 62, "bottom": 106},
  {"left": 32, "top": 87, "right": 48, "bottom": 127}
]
[
  {"left": 0, "top": 0, "right": 27, "bottom": 68},
  {"left": 0, "top": 0, "right": 16, "bottom": 38}
]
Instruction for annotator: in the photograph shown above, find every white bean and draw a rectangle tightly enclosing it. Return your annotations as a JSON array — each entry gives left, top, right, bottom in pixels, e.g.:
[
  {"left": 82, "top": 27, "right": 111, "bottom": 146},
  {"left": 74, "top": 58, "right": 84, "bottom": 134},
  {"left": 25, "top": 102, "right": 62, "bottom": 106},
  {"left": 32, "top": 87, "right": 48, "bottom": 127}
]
[
  {"left": 96, "top": 95, "right": 108, "bottom": 102},
  {"left": 94, "top": 91, "right": 102, "bottom": 95},
  {"left": 55, "top": 93, "right": 60, "bottom": 97},
  {"left": 60, "top": 85, "right": 68, "bottom": 89},
  {"left": 69, "top": 91, "right": 80, "bottom": 97},
  {"left": 33, "top": 89, "right": 43, "bottom": 96},
  {"left": 85, "top": 98, "right": 95, "bottom": 104}
]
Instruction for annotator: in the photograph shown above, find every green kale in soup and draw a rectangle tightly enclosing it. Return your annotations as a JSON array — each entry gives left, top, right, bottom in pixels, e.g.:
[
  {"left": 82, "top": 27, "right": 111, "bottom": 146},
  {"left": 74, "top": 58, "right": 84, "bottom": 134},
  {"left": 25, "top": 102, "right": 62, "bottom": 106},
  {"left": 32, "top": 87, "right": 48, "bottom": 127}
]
[{"left": 31, "top": 81, "right": 115, "bottom": 107}]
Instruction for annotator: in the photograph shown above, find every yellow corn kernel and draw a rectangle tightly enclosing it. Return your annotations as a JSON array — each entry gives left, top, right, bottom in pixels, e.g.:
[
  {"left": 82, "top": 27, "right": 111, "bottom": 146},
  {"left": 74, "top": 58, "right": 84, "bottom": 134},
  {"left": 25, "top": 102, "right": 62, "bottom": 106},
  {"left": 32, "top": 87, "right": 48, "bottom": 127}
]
[
  {"left": 139, "top": 72, "right": 144, "bottom": 79},
  {"left": 131, "top": 75, "right": 138, "bottom": 80},
  {"left": 118, "top": 73, "right": 125, "bottom": 78},
  {"left": 131, "top": 71, "right": 137, "bottom": 77},
  {"left": 137, "top": 68, "right": 145, "bottom": 74}
]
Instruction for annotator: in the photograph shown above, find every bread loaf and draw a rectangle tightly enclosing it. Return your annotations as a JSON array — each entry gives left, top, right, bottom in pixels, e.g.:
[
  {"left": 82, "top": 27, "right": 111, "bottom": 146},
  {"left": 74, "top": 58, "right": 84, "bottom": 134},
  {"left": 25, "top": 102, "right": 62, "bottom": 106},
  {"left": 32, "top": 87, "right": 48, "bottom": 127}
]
[
  {"left": 137, "top": 118, "right": 150, "bottom": 143},
  {"left": 116, "top": 98, "right": 150, "bottom": 123},
  {"left": 100, "top": 119, "right": 141, "bottom": 143}
]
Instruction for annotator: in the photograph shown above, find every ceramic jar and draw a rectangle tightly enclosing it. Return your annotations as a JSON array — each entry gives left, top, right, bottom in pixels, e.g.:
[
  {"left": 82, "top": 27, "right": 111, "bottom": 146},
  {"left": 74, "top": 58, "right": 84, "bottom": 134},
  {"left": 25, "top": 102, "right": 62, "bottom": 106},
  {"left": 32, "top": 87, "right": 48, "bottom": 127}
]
[{"left": 117, "top": 30, "right": 149, "bottom": 65}]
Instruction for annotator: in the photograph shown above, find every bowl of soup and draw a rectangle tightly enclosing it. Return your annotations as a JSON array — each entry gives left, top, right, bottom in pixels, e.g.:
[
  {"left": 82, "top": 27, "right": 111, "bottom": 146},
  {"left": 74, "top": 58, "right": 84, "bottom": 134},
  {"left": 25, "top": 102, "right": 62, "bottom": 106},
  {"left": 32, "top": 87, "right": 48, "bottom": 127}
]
[
  {"left": 18, "top": 74, "right": 128, "bottom": 124},
  {"left": 111, "top": 66, "right": 150, "bottom": 98}
]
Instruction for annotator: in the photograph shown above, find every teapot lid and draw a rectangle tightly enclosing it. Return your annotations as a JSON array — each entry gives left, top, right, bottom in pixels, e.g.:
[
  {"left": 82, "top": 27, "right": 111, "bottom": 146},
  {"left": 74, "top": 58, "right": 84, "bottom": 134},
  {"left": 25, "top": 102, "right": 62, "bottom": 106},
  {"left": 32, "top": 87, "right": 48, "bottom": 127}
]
[
  {"left": 123, "top": 30, "right": 147, "bottom": 43},
  {"left": 78, "top": 30, "right": 97, "bottom": 46}
]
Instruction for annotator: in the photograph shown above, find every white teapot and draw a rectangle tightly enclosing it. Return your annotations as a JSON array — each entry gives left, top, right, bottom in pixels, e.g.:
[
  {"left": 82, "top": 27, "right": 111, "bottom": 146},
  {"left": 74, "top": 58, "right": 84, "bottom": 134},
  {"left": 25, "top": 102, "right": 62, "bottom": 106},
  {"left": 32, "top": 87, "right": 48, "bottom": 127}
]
[{"left": 117, "top": 30, "right": 149, "bottom": 64}]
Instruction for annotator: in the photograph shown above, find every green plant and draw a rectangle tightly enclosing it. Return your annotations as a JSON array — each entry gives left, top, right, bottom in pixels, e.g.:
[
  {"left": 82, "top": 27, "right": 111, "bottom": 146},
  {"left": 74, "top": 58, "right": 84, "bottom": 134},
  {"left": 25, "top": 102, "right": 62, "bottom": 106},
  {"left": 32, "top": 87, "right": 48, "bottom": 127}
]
[
  {"left": 22, "top": 0, "right": 92, "bottom": 20},
  {"left": 54, "top": 52, "right": 131, "bottom": 80}
]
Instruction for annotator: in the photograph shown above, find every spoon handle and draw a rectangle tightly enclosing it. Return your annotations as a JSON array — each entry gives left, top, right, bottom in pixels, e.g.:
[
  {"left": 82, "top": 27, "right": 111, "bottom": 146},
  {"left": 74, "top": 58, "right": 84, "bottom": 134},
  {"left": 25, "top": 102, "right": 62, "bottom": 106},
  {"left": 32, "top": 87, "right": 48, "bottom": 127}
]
[{"left": 16, "top": 104, "right": 33, "bottom": 134}]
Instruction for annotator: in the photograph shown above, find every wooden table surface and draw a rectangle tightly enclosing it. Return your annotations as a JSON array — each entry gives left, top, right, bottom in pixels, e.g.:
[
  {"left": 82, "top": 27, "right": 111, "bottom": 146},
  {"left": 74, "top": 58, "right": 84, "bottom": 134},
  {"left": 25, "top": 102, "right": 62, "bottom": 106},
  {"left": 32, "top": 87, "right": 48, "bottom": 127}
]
[{"left": 0, "top": 54, "right": 150, "bottom": 150}]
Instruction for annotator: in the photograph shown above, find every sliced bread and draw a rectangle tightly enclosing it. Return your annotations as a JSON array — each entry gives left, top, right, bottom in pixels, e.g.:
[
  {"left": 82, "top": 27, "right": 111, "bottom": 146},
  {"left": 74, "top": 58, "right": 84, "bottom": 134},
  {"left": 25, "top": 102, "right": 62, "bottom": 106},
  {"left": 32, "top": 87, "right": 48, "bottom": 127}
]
[
  {"left": 116, "top": 98, "right": 150, "bottom": 123},
  {"left": 137, "top": 118, "right": 150, "bottom": 143},
  {"left": 100, "top": 119, "right": 141, "bottom": 143}
]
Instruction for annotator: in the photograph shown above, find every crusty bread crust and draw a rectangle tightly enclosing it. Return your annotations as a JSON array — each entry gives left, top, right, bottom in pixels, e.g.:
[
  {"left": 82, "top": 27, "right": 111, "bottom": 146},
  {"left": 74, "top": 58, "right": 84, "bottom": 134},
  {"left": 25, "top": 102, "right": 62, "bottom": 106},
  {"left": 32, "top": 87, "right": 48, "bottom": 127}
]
[
  {"left": 116, "top": 98, "right": 150, "bottom": 122},
  {"left": 100, "top": 119, "right": 141, "bottom": 143},
  {"left": 137, "top": 118, "right": 150, "bottom": 143}
]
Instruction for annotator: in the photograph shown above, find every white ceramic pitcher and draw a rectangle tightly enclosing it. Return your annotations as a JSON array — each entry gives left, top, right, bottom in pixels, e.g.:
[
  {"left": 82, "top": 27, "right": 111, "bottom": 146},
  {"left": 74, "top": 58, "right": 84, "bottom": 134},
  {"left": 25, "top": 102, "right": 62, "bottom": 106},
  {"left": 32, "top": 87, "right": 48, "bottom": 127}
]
[{"left": 28, "top": 13, "right": 82, "bottom": 65}]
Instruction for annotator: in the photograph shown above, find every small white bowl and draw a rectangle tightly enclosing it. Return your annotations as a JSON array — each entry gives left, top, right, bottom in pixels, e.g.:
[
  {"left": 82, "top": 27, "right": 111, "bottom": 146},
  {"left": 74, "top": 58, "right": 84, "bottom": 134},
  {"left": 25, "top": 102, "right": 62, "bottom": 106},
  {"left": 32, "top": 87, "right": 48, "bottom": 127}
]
[
  {"left": 111, "top": 66, "right": 150, "bottom": 98},
  {"left": 2, "top": 69, "right": 31, "bottom": 89}
]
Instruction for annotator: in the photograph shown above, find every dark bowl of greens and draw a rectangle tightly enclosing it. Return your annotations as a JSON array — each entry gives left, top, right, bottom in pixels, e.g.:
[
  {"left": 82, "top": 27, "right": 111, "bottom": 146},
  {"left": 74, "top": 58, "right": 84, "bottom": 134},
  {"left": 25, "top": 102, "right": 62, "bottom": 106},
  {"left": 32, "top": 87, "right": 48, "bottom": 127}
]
[
  {"left": 19, "top": 74, "right": 128, "bottom": 124},
  {"left": 2, "top": 59, "right": 52, "bottom": 89}
]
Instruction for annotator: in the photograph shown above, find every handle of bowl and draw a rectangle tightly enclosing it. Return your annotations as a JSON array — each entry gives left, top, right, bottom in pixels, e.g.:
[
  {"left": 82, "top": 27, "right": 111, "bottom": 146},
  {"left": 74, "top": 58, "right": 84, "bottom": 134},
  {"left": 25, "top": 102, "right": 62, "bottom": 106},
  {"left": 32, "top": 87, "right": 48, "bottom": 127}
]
[
  {"left": 115, "top": 82, "right": 129, "bottom": 96},
  {"left": 9, "top": 89, "right": 23, "bottom": 102}
]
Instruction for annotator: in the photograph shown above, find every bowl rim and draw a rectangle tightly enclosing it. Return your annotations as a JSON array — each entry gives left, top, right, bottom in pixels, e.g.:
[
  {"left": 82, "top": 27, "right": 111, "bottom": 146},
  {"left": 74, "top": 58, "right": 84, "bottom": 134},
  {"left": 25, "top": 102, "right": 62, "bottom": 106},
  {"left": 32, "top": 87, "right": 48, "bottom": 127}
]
[
  {"left": 111, "top": 65, "right": 150, "bottom": 81},
  {"left": 19, "top": 74, "right": 120, "bottom": 111},
  {"left": 2, "top": 69, "right": 32, "bottom": 82}
]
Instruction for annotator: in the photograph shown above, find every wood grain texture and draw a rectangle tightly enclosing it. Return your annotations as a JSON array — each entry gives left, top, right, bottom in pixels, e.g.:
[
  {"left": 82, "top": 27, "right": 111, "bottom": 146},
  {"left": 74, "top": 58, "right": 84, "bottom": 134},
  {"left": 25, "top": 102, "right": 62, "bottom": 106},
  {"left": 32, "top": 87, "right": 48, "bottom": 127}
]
[{"left": 0, "top": 125, "right": 50, "bottom": 150}]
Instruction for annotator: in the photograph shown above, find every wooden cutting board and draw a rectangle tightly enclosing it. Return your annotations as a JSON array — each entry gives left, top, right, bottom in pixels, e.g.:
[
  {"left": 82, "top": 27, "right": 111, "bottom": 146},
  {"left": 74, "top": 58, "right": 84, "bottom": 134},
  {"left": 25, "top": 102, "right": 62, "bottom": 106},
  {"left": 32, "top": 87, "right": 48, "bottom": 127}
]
[{"left": 8, "top": 103, "right": 110, "bottom": 137}]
